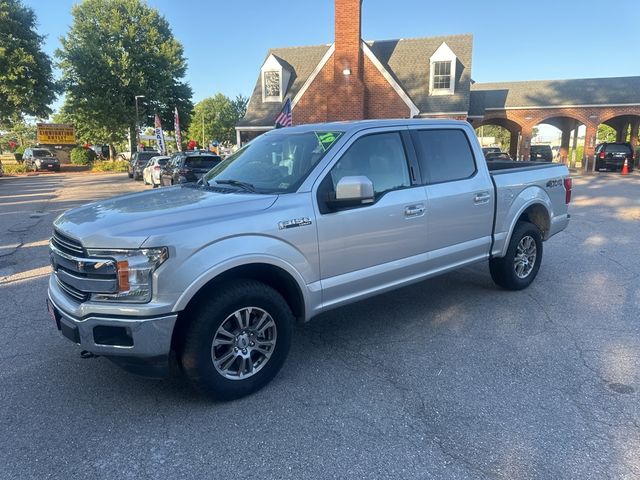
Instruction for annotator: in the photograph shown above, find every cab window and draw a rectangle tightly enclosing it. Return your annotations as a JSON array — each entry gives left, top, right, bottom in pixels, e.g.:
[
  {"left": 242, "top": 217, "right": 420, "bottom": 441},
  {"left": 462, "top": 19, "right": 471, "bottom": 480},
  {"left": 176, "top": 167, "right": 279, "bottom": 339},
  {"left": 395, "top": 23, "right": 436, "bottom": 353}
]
[{"left": 329, "top": 132, "right": 410, "bottom": 196}]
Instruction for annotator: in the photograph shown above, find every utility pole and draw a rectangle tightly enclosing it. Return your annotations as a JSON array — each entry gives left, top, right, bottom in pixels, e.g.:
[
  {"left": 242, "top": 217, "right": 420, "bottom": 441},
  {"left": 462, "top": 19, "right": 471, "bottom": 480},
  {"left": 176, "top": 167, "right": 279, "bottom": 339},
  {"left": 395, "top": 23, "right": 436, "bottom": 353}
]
[{"left": 135, "top": 95, "right": 145, "bottom": 152}]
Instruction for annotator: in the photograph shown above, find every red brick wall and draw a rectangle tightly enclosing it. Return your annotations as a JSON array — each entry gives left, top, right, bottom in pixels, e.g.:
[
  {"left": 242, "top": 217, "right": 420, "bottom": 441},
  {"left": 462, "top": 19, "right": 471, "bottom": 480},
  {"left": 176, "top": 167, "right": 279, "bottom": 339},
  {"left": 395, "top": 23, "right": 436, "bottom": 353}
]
[
  {"left": 363, "top": 55, "right": 410, "bottom": 119},
  {"left": 292, "top": 56, "right": 333, "bottom": 124}
]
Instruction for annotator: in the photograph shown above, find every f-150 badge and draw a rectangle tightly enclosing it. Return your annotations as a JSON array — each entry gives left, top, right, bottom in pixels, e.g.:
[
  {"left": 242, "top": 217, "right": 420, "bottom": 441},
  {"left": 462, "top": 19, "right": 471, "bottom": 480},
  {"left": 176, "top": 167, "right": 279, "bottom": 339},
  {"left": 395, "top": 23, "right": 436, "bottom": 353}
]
[{"left": 278, "top": 217, "right": 312, "bottom": 230}]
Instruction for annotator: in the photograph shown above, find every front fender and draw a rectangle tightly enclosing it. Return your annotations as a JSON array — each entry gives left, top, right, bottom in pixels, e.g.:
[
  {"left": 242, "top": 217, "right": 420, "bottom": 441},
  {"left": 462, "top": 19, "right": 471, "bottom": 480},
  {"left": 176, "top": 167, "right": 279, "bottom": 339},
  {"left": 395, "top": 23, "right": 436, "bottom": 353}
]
[{"left": 166, "top": 235, "right": 317, "bottom": 316}]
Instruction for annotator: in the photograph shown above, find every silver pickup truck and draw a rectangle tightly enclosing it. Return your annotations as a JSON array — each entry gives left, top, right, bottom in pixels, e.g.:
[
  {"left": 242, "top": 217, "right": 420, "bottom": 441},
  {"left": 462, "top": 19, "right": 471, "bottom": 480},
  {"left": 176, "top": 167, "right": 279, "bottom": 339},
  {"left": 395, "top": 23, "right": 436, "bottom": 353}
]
[{"left": 47, "top": 119, "right": 571, "bottom": 400}]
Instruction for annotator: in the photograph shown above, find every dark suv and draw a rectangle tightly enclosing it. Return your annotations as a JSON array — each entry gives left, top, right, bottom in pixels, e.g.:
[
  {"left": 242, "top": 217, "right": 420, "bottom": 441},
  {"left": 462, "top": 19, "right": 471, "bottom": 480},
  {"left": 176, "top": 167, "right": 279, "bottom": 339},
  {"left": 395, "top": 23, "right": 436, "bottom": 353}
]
[
  {"left": 128, "top": 151, "right": 159, "bottom": 180},
  {"left": 160, "top": 151, "right": 222, "bottom": 186},
  {"left": 23, "top": 148, "right": 61, "bottom": 172},
  {"left": 595, "top": 142, "right": 635, "bottom": 172},
  {"left": 529, "top": 145, "right": 553, "bottom": 162}
]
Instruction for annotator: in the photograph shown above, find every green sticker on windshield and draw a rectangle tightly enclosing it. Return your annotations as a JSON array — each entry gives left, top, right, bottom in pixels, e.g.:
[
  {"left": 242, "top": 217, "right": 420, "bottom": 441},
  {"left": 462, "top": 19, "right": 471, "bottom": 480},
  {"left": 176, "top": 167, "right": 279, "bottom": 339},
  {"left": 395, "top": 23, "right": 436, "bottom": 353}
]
[{"left": 315, "top": 131, "right": 342, "bottom": 152}]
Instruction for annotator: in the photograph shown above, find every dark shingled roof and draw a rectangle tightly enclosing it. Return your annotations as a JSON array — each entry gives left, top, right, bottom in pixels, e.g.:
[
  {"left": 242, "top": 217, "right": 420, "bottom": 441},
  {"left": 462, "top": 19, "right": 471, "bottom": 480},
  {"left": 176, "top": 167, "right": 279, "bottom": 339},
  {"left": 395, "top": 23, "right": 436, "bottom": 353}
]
[
  {"left": 239, "top": 34, "right": 473, "bottom": 127},
  {"left": 237, "top": 44, "right": 331, "bottom": 127},
  {"left": 469, "top": 76, "right": 640, "bottom": 116},
  {"left": 366, "top": 34, "right": 473, "bottom": 115}
]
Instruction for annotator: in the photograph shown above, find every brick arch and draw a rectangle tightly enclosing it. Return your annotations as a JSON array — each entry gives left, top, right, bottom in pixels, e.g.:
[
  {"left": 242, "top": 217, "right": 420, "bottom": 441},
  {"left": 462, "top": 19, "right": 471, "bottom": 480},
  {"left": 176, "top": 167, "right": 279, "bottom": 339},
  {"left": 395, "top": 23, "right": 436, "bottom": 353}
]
[
  {"left": 532, "top": 113, "right": 589, "bottom": 130},
  {"left": 473, "top": 116, "right": 522, "bottom": 134}
]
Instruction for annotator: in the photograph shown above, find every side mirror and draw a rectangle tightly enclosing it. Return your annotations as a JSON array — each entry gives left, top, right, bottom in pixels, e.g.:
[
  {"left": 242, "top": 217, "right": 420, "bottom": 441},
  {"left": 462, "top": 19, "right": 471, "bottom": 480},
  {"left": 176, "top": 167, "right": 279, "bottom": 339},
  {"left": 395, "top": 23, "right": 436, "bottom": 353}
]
[{"left": 327, "top": 176, "right": 375, "bottom": 209}]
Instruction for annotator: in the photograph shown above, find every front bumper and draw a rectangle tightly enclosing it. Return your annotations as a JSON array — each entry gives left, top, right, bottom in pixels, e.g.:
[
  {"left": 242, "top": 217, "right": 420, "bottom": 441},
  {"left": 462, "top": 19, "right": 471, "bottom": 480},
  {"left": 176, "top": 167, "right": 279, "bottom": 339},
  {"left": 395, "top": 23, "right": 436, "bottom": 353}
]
[{"left": 48, "top": 285, "right": 178, "bottom": 377}]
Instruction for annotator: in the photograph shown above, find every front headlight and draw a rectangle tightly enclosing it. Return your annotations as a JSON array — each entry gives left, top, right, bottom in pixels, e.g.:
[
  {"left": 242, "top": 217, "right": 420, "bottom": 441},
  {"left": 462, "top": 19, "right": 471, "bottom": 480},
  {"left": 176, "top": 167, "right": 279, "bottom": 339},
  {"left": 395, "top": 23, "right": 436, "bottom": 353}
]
[{"left": 86, "top": 247, "right": 168, "bottom": 303}]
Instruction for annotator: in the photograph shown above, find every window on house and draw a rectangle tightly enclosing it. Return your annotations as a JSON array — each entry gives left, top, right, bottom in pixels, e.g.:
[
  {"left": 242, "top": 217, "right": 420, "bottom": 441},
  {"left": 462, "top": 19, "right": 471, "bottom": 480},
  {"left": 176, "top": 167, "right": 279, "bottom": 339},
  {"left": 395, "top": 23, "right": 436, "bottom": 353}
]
[
  {"left": 264, "top": 71, "right": 281, "bottom": 98},
  {"left": 432, "top": 61, "right": 452, "bottom": 90}
]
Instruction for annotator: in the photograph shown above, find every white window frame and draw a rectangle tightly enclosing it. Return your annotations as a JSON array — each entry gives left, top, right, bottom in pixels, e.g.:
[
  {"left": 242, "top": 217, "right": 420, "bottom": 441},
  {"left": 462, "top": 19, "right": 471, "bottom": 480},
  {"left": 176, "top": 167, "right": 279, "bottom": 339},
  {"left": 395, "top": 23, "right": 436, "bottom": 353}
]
[
  {"left": 261, "top": 54, "right": 290, "bottom": 103},
  {"left": 429, "top": 42, "right": 457, "bottom": 96}
]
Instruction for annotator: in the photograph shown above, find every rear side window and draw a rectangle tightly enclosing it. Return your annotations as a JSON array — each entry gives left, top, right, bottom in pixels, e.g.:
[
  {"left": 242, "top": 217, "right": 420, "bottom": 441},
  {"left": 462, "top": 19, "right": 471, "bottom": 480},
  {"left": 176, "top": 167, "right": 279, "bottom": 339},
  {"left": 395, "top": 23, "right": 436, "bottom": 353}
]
[
  {"left": 185, "top": 156, "right": 222, "bottom": 169},
  {"left": 413, "top": 129, "right": 476, "bottom": 184}
]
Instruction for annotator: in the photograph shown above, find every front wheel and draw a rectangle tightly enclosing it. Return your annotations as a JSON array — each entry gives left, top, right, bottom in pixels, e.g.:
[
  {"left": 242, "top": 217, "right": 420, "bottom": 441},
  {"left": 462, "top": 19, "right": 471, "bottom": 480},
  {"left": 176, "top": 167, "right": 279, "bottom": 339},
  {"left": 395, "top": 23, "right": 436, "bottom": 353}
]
[
  {"left": 179, "top": 280, "right": 293, "bottom": 400},
  {"left": 489, "top": 221, "right": 543, "bottom": 290}
]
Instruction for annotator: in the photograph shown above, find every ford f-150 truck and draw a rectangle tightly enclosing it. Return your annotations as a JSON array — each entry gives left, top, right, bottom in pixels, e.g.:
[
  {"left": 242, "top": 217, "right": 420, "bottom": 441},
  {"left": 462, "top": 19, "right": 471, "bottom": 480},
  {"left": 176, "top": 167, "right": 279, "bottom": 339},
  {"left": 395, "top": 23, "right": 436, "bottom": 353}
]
[{"left": 47, "top": 119, "right": 571, "bottom": 400}]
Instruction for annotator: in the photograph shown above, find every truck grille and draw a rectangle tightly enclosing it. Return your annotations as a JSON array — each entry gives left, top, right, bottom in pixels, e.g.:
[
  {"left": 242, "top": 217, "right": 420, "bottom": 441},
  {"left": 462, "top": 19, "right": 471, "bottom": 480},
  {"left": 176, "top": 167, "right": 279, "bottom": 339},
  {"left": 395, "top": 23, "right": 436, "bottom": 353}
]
[
  {"left": 52, "top": 229, "right": 85, "bottom": 256},
  {"left": 50, "top": 230, "right": 118, "bottom": 303}
]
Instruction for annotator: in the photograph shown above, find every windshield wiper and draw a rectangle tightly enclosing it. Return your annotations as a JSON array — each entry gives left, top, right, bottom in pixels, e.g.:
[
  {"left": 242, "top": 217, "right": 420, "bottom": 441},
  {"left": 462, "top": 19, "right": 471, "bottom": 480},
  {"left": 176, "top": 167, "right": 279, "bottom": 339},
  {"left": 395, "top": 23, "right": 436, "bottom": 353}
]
[{"left": 215, "top": 179, "right": 258, "bottom": 193}]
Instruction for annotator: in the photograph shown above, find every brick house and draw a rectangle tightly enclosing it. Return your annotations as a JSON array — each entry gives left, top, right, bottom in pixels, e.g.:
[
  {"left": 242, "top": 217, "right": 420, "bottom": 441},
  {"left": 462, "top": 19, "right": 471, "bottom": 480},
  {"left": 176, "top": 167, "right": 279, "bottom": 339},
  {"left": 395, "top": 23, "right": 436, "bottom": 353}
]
[
  {"left": 237, "top": 0, "right": 640, "bottom": 170},
  {"left": 236, "top": 0, "right": 473, "bottom": 144}
]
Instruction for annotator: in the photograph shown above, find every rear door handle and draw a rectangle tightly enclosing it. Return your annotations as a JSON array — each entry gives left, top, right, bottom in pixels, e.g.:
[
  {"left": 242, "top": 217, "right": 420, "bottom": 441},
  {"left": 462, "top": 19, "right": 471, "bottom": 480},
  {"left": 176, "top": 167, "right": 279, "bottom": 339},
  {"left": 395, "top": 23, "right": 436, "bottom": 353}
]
[
  {"left": 404, "top": 204, "right": 425, "bottom": 218},
  {"left": 474, "top": 192, "right": 491, "bottom": 205}
]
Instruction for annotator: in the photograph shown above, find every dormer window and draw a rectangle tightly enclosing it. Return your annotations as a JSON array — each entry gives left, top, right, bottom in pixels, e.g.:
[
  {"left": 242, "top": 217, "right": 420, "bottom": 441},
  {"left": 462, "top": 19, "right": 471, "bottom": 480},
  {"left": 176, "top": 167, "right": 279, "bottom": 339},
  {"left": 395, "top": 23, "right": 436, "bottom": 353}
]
[
  {"left": 429, "top": 42, "right": 457, "bottom": 96},
  {"left": 264, "top": 71, "right": 281, "bottom": 98},
  {"left": 432, "top": 61, "right": 451, "bottom": 90},
  {"left": 261, "top": 54, "right": 291, "bottom": 103}
]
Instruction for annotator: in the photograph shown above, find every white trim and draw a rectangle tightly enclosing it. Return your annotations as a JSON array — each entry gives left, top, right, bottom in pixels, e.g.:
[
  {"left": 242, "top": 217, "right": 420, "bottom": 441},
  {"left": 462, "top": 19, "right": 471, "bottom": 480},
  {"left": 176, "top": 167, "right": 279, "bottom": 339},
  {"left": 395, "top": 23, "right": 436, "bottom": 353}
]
[
  {"left": 362, "top": 42, "right": 420, "bottom": 118},
  {"left": 291, "top": 44, "right": 336, "bottom": 109},
  {"left": 235, "top": 126, "right": 275, "bottom": 131},
  {"left": 418, "top": 111, "right": 468, "bottom": 116},
  {"left": 485, "top": 103, "right": 640, "bottom": 111},
  {"left": 466, "top": 115, "right": 484, "bottom": 119},
  {"left": 429, "top": 43, "right": 457, "bottom": 96}
]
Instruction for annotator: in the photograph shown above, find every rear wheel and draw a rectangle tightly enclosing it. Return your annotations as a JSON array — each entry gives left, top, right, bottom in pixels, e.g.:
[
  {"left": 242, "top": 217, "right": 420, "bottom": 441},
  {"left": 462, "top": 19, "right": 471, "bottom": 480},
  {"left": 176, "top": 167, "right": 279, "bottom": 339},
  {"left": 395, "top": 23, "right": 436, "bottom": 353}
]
[
  {"left": 179, "top": 280, "right": 293, "bottom": 400},
  {"left": 490, "top": 221, "right": 543, "bottom": 290}
]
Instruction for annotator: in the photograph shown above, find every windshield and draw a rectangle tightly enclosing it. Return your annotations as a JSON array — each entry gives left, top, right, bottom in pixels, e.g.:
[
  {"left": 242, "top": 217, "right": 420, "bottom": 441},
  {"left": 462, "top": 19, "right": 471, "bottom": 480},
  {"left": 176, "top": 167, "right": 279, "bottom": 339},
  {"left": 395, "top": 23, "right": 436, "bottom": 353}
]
[
  {"left": 33, "top": 150, "right": 54, "bottom": 157},
  {"left": 204, "top": 130, "right": 343, "bottom": 193}
]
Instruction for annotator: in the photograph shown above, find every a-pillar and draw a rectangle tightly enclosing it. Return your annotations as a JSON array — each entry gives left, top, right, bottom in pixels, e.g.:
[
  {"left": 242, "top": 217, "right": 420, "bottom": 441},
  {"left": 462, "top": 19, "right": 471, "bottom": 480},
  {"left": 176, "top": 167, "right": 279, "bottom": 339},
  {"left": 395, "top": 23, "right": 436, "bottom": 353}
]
[
  {"left": 519, "top": 126, "right": 532, "bottom": 161},
  {"left": 630, "top": 119, "right": 640, "bottom": 168},
  {"left": 583, "top": 122, "right": 598, "bottom": 172},
  {"left": 509, "top": 131, "right": 519, "bottom": 159}
]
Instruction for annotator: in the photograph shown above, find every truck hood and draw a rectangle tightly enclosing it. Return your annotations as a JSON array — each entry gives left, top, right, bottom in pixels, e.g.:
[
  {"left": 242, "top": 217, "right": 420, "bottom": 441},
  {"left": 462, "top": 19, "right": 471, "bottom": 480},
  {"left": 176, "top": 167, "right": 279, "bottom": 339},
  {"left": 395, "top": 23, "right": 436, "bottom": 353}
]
[{"left": 54, "top": 185, "right": 278, "bottom": 248}]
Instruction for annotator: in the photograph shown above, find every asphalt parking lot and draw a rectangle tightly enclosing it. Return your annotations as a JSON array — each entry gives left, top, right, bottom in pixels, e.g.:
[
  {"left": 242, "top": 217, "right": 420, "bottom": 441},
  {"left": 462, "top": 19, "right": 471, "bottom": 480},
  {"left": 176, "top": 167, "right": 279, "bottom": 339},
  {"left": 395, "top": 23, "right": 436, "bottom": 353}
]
[{"left": 0, "top": 171, "right": 639, "bottom": 479}]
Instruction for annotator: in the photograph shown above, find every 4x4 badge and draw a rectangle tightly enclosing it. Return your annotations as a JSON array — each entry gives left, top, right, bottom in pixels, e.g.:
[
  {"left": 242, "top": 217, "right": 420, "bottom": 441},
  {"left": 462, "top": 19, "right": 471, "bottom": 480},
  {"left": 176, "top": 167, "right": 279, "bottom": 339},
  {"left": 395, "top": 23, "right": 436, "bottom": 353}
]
[{"left": 278, "top": 217, "right": 312, "bottom": 230}]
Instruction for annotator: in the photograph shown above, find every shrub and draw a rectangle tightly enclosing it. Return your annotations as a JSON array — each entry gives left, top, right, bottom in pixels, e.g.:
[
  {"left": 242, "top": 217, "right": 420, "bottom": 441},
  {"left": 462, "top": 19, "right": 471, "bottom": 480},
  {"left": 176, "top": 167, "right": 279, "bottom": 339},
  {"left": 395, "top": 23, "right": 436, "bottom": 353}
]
[
  {"left": 3, "top": 164, "right": 29, "bottom": 175},
  {"left": 90, "top": 159, "right": 129, "bottom": 173},
  {"left": 70, "top": 146, "right": 93, "bottom": 165},
  {"left": 14, "top": 145, "right": 26, "bottom": 155}
]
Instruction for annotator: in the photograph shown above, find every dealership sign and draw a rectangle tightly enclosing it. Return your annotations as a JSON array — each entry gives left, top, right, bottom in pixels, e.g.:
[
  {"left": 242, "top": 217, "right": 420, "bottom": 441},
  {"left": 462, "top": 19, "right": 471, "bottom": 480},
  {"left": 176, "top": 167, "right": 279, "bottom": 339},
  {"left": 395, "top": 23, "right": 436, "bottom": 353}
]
[{"left": 37, "top": 123, "right": 76, "bottom": 145}]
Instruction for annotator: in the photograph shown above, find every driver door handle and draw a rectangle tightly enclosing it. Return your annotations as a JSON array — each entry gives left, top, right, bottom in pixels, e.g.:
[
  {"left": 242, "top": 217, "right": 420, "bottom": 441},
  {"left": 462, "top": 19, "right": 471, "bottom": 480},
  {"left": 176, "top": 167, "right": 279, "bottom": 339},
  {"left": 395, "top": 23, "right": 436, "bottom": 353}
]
[{"left": 404, "top": 204, "right": 425, "bottom": 218}]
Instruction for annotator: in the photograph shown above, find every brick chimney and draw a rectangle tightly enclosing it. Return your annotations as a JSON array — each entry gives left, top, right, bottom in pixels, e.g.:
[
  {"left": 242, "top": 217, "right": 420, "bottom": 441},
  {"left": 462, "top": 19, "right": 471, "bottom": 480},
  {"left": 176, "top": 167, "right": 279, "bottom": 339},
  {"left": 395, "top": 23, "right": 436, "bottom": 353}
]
[{"left": 329, "top": 0, "right": 365, "bottom": 120}]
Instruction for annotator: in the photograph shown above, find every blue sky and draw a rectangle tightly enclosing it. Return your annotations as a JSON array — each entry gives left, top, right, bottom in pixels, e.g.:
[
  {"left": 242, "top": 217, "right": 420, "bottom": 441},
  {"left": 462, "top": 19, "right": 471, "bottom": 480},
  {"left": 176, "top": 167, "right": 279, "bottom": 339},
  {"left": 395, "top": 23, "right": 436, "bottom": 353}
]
[{"left": 26, "top": 0, "right": 638, "bottom": 112}]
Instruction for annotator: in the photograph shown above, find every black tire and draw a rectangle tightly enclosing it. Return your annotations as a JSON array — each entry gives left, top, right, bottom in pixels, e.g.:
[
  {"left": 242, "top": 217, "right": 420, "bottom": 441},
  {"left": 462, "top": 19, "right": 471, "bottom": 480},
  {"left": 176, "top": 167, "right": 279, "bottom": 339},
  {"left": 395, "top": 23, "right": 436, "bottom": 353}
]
[
  {"left": 179, "top": 280, "right": 293, "bottom": 400},
  {"left": 489, "top": 221, "right": 543, "bottom": 290},
  {"left": 128, "top": 171, "right": 133, "bottom": 179}
]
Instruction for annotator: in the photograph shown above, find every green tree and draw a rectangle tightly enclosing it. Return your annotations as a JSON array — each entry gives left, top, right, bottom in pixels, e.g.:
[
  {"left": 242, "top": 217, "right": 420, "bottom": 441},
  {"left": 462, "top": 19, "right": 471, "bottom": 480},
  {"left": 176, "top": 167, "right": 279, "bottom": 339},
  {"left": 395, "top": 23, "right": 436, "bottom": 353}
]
[
  {"left": 187, "top": 93, "right": 248, "bottom": 146},
  {"left": 56, "top": 0, "right": 193, "bottom": 156},
  {"left": 597, "top": 124, "right": 616, "bottom": 143},
  {"left": 0, "top": 0, "right": 58, "bottom": 125},
  {"left": 475, "top": 125, "right": 511, "bottom": 150}
]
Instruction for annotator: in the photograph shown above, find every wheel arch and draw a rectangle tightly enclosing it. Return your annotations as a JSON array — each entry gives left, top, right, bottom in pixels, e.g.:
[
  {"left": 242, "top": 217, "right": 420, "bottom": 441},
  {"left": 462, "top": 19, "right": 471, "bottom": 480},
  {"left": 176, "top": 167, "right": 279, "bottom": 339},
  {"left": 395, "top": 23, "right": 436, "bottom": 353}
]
[
  {"left": 497, "top": 198, "right": 552, "bottom": 258},
  {"left": 171, "top": 262, "right": 308, "bottom": 352}
]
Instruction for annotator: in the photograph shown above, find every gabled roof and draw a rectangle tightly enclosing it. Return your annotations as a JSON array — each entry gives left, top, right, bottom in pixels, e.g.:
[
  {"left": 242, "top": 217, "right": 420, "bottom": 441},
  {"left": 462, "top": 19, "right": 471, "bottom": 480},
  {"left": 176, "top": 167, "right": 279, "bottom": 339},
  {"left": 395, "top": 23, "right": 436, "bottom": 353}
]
[
  {"left": 238, "top": 44, "right": 332, "bottom": 127},
  {"left": 367, "top": 34, "right": 473, "bottom": 114},
  {"left": 469, "top": 76, "right": 640, "bottom": 115},
  {"left": 238, "top": 34, "right": 474, "bottom": 127}
]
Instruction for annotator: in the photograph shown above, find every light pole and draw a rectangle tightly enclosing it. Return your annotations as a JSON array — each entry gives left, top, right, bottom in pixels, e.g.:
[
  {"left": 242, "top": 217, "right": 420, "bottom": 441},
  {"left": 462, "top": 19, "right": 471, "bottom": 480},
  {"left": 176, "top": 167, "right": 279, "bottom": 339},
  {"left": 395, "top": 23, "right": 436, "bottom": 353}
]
[
  {"left": 201, "top": 108, "right": 205, "bottom": 149},
  {"left": 135, "top": 95, "right": 145, "bottom": 152}
]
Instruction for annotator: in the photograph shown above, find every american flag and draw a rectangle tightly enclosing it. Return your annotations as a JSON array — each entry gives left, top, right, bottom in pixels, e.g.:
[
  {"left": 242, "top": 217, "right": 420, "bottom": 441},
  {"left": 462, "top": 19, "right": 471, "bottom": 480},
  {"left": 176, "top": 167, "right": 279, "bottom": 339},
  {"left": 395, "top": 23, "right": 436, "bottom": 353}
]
[{"left": 275, "top": 98, "right": 292, "bottom": 128}]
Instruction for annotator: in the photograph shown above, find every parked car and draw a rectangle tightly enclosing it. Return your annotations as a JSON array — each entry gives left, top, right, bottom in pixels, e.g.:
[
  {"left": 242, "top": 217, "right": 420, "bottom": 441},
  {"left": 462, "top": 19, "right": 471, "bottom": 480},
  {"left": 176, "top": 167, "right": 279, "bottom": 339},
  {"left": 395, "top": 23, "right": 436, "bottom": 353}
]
[
  {"left": 595, "top": 142, "right": 635, "bottom": 172},
  {"left": 482, "top": 147, "right": 502, "bottom": 157},
  {"left": 142, "top": 155, "right": 169, "bottom": 187},
  {"left": 485, "top": 152, "right": 513, "bottom": 161},
  {"left": 529, "top": 145, "right": 553, "bottom": 162},
  {"left": 47, "top": 119, "right": 571, "bottom": 400},
  {"left": 128, "top": 151, "right": 159, "bottom": 180},
  {"left": 23, "top": 148, "right": 61, "bottom": 172},
  {"left": 160, "top": 151, "right": 222, "bottom": 186}
]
